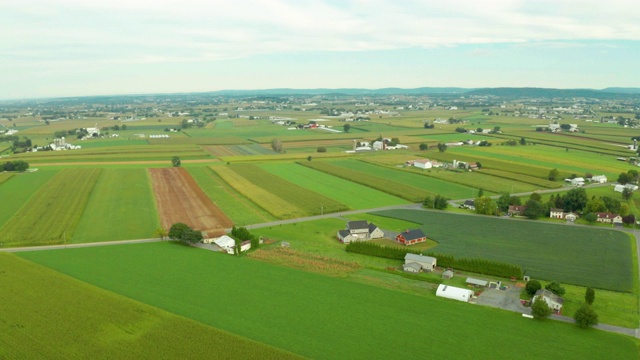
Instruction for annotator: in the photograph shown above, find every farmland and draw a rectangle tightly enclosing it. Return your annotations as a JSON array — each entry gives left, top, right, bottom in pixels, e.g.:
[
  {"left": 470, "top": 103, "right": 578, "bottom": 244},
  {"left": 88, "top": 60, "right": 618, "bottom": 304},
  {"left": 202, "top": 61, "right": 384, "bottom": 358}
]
[
  {"left": 0, "top": 170, "right": 58, "bottom": 228},
  {"left": 73, "top": 169, "right": 160, "bottom": 243},
  {"left": 373, "top": 209, "right": 634, "bottom": 292},
  {"left": 0, "top": 169, "right": 100, "bottom": 247},
  {"left": 0, "top": 253, "right": 300, "bottom": 360},
  {"left": 19, "top": 242, "right": 639, "bottom": 360}
]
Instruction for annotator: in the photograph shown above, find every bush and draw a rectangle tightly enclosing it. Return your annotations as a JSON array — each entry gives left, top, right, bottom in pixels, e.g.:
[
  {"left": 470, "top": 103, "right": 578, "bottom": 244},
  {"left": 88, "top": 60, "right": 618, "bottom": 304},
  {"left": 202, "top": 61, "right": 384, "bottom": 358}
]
[
  {"left": 574, "top": 304, "right": 598, "bottom": 328},
  {"left": 531, "top": 295, "right": 552, "bottom": 319},
  {"left": 317, "top": 146, "right": 327, "bottom": 153},
  {"left": 545, "top": 281, "right": 565, "bottom": 296}
]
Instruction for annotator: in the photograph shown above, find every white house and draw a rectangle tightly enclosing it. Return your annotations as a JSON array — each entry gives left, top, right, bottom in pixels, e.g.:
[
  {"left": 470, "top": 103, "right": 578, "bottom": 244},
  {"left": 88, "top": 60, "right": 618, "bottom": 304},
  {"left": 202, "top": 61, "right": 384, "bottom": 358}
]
[
  {"left": 549, "top": 208, "right": 564, "bottom": 219},
  {"left": 591, "top": 175, "right": 607, "bottom": 183},
  {"left": 570, "top": 177, "right": 585, "bottom": 187},
  {"left": 534, "top": 289, "right": 564, "bottom": 311},
  {"left": 404, "top": 253, "right": 437, "bottom": 272},
  {"left": 596, "top": 213, "right": 623, "bottom": 224},
  {"left": 337, "top": 220, "right": 384, "bottom": 243},
  {"left": 436, "top": 284, "right": 474, "bottom": 303},
  {"left": 240, "top": 240, "right": 252, "bottom": 252}
]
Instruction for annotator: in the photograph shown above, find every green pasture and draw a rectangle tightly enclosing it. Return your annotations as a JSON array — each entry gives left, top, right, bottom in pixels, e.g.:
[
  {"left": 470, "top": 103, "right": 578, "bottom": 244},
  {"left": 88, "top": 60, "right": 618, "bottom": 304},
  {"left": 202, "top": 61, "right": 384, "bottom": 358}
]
[
  {"left": 20, "top": 242, "right": 638, "bottom": 360},
  {"left": 331, "top": 159, "right": 485, "bottom": 199},
  {"left": 147, "top": 136, "right": 251, "bottom": 145},
  {"left": 187, "top": 167, "right": 275, "bottom": 225},
  {"left": 0, "top": 169, "right": 101, "bottom": 247},
  {"left": 72, "top": 169, "right": 160, "bottom": 243},
  {"left": 374, "top": 209, "right": 634, "bottom": 292},
  {"left": 0, "top": 172, "right": 13, "bottom": 184},
  {"left": 259, "top": 162, "right": 409, "bottom": 209},
  {"left": 0, "top": 170, "right": 58, "bottom": 229},
  {"left": 0, "top": 254, "right": 299, "bottom": 360}
]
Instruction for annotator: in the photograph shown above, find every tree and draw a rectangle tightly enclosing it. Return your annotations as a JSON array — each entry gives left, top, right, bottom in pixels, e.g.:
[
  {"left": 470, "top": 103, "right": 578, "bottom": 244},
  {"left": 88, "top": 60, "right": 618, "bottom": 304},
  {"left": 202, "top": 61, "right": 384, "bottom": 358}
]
[
  {"left": 317, "top": 146, "right": 327, "bottom": 153},
  {"left": 617, "top": 172, "right": 630, "bottom": 185},
  {"left": 560, "top": 123, "right": 571, "bottom": 131},
  {"left": 168, "top": 223, "right": 189, "bottom": 240},
  {"left": 622, "top": 187, "right": 633, "bottom": 200},
  {"left": 271, "top": 138, "right": 283, "bottom": 153},
  {"left": 529, "top": 192, "right": 542, "bottom": 202},
  {"left": 434, "top": 195, "right": 448, "bottom": 210},
  {"left": 477, "top": 188, "right": 484, "bottom": 197},
  {"left": 545, "top": 281, "right": 565, "bottom": 296},
  {"left": 181, "top": 228, "right": 203, "bottom": 245},
  {"left": 475, "top": 196, "right": 497, "bottom": 215},
  {"left": 563, "top": 188, "right": 588, "bottom": 212},
  {"left": 519, "top": 137, "right": 526, "bottom": 145},
  {"left": 307, "top": 155, "right": 312, "bottom": 162},
  {"left": 584, "top": 198, "right": 607, "bottom": 214},
  {"left": 171, "top": 156, "right": 181, "bottom": 167},
  {"left": 585, "top": 212, "right": 598, "bottom": 223},
  {"left": 121, "top": 124, "right": 127, "bottom": 130},
  {"left": 154, "top": 227, "right": 168, "bottom": 240},
  {"left": 525, "top": 279, "right": 542, "bottom": 296},
  {"left": 11, "top": 161, "right": 29, "bottom": 172},
  {"left": 419, "top": 143, "right": 428, "bottom": 151},
  {"left": 422, "top": 196, "right": 434, "bottom": 209},
  {"left": 531, "top": 295, "right": 552, "bottom": 319},
  {"left": 523, "top": 199, "right": 545, "bottom": 219},
  {"left": 436, "top": 143, "right": 447, "bottom": 153},
  {"left": 585, "top": 287, "right": 595, "bottom": 305},
  {"left": 574, "top": 304, "right": 598, "bottom": 328},
  {"left": 343, "top": 124, "right": 351, "bottom": 133},
  {"left": 622, "top": 214, "right": 636, "bottom": 225},
  {"left": 493, "top": 126, "right": 501, "bottom": 133},
  {"left": 497, "top": 192, "right": 511, "bottom": 212},
  {"left": 548, "top": 168, "right": 559, "bottom": 181}
]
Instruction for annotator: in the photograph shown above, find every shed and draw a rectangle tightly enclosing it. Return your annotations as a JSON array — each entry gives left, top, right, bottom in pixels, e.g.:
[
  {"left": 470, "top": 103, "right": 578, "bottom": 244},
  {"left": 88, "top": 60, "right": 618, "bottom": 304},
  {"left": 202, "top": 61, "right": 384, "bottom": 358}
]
[
  {"left": 466, "top": 277, "right": 488, "bottom": 287},
  {"left": 436, "top": 284, "right": 474, "bottom": 303},
  {"left": 403, "top": 262, "right": 422, "bottom": 273},
  {"left": 442, "top": 269, "right": 454, "bottom": 279},
  {"left": 404, "top": 253, "right": 436, "bottom": 271}
]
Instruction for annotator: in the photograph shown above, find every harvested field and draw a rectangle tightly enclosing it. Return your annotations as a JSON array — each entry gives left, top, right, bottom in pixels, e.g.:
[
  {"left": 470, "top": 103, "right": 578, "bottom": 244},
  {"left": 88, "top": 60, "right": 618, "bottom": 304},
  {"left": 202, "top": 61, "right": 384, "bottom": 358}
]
[{"left": 149, "top": 167, "right": 232, "bottom": 237}]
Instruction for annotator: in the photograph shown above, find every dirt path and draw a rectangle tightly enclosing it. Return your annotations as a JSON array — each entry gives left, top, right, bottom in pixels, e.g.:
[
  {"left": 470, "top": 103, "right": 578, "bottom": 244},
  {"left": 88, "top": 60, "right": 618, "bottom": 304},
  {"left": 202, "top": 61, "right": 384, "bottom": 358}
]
[
  {"left": 31, "top": 159, "right": 219, "bottom": 166},
  {"left": 149, "top": 167, "right": 232, "bottom": 237}
]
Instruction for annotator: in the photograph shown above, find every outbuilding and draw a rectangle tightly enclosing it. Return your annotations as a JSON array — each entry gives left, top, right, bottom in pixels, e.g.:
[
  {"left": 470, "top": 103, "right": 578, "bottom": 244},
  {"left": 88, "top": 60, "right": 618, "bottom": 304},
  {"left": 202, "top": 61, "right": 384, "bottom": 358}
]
[
  {"left": 404, "top": 253, "right": 437, "bottom": 271},
  {"left": 403, "top": 262, "right": 422, "bottom": 273},
  {"left": 436, "top": 284, "right": 474, "bottom": 303}
]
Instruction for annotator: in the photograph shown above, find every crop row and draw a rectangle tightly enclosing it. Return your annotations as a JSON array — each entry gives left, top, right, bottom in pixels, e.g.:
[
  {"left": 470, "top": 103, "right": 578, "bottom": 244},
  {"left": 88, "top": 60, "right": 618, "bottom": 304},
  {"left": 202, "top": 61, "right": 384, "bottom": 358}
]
[
  {"left": 210, "top": 165, "right": 305, "bottom": 219},
  {"left": 476, "top": 168, "right": 561, "bottom": 189},
  {"left": 228, "top": 164, "right": 349, "bottom": 216},
  {"left": 299, "top": 161, "right": 431, "bottom": 202},
  {"left": 0, "top": 168, "right": 101, "bottom": 247}
]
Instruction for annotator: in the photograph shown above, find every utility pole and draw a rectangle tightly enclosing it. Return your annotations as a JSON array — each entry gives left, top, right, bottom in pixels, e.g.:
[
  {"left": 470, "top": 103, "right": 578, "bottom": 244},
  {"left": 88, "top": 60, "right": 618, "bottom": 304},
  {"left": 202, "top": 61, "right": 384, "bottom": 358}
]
[{"left": 321, "top": 205, "right": 324, "bottom": 216}]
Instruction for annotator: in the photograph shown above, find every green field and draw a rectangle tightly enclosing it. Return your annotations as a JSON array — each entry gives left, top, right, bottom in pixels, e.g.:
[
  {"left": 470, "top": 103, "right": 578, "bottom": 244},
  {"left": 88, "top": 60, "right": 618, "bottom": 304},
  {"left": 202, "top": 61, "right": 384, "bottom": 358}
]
[
  {"left": 259, "top": 162, "right": 409, "bottom": 209},
  {"left": 0, "top": 170, "right": 58, "bottom": 228},
  {"left": 19, "top": 242, "right": 638, "bottom": 360},
  {"left": 187, "top": 166, "right": 276, "bottom": 225},
  {"left": 0, "top": 253, "right": 300, "bottom": 360},
  {"left": 374, "top": 209, "right": 634, "bottom": 292},
  {"left": 72, "top": 169, "right": 160, "bottom": 243},
  {"left": 0, "top": 169, "right": 100, "bottom": 247}
]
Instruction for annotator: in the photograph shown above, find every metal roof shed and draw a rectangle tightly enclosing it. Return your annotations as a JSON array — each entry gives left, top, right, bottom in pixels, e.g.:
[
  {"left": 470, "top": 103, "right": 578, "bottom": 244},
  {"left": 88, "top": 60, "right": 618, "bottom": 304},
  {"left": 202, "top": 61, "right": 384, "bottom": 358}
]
[{"left": 466, "top": 277, "right": 488, "bottom": 287}]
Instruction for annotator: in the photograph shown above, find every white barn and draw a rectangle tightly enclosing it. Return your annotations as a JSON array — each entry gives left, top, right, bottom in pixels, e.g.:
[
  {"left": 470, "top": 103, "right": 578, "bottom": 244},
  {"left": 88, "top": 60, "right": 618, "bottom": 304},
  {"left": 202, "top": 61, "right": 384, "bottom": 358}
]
[
  {"left": 404, "top": 253, "right": 437, "bottom": 272},
  {"left": 436, "top": 284, "right": 474, "bottom": 303}
]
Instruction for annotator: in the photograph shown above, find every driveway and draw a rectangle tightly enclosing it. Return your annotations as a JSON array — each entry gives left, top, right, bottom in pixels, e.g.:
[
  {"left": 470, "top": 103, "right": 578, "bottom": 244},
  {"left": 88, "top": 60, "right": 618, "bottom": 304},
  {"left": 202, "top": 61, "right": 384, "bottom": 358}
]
[{"left": 475, "top": 286, "right": 530, "bottom": 314}]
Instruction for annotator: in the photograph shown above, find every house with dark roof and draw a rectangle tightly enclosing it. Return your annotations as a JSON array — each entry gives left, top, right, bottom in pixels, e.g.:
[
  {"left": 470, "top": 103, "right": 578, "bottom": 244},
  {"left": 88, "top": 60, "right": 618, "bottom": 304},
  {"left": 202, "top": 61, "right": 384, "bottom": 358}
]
[
  {"left": 508, "top": 205, "right": 527, "bottom": 216},
  {"left": 534, "top": 289, "right": 564, "bottom": 311},
  {"left": 337, "top": 220, "right": 384, "bottom": 243},
  {"left": 395, "top": 229, "right": 427, "bottom": 246},
  {"left": 461, "top": 200, "right": 475, "bottom": 210},
  {"left": 596, "top": 212, "right": 622, "bottom": 224}
]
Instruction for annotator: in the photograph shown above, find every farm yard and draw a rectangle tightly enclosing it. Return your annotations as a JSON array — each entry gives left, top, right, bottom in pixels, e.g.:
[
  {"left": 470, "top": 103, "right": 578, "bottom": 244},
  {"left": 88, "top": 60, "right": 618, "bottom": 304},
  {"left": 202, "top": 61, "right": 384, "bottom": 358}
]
[
  {"left": 149, "top": 167, "right": 233, "bottom": 237},
  {"left": 18, "top": 242, "right": 639, "bottom": 360}
]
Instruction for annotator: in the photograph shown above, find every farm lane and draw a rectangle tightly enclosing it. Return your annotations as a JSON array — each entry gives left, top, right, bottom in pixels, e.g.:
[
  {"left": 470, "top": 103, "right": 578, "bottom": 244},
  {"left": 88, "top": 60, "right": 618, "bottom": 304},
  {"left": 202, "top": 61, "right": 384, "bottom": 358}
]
[{"left": 0, "top": 238, "right": 162, "bottom": 253}]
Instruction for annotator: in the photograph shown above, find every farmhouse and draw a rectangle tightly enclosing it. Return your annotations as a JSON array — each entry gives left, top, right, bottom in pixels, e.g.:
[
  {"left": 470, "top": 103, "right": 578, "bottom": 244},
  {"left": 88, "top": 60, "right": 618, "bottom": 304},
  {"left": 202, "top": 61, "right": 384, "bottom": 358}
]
[
  {"left": 590, "top": 175, "right": 607, "bottom": 183},
  {"left": 395, "top": 229, "right": 427, "bottom": 246},
  {"left": 565, "top": 177, "right": 585, "bottom": 187},
  {"left": 596, "top": 212, "right": 622, "bottom": 224},
  {"left": 436, "top": 284, "right": 474, "bottom": 303},
  {"left": 508, "top": 205, "right": 526, "bottom": 216},
  {"left": 534, "top": 289, "right": 564, "bottom": 312},
  {"left": 549, "top": 208, "right": 564, "bottom": 219},
  {"left": 337, "top": 220, "right": 384, "bottom": 243},
  {"left": 404, "top": 253, "right": 437, "bottom": 272},
  {"left": 461, "top": 200, "right": 475, "bottom": 210}
]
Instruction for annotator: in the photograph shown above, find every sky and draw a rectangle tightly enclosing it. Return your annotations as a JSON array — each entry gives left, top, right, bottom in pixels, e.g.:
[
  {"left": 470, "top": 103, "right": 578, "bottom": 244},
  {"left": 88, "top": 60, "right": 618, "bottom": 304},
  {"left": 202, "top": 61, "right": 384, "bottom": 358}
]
[{"left": 1, "top": 0, "right": 640, "bottom": 99}]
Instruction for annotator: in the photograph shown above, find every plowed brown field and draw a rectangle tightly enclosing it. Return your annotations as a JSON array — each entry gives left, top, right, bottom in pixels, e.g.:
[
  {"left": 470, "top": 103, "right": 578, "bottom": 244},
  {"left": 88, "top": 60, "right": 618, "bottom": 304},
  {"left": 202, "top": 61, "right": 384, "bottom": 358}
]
[{"left": 149, "top": 167, "right": 232, "bottom": 237}]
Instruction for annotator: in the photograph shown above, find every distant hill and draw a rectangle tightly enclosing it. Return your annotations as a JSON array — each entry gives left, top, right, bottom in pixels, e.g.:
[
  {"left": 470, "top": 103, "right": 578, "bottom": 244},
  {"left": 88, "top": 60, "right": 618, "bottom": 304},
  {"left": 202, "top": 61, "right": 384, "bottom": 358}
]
[
  {"left": 601, "top": 87, "right": 640, "bottom": 94},
  {"left": 467, "top": 87, "right": 638, "bottom": 99},
  {"left": 204, "top": 87, "right": 473, "bottom": 96}
]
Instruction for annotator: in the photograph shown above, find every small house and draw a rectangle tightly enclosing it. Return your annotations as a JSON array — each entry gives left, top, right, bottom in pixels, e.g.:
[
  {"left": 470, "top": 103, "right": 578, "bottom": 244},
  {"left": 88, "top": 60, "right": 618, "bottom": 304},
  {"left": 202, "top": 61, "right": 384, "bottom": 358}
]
[
  {"left": 404, "top": 253, "right": 437, "bottom": 271},
  {"left": 591, "top": 175, "right": 607, "bottom": 183},
  {"left": 596, "top": 213, "right": 622, "bottom": 224},
  {"left": 570, "top": 177, "right": 585, "bottom": 187},
  {"left": 564, "top": 212, "right": 578, "bottom": 221},
  {"left": 436, "top": 284, "right": 474, "bottom": 303},
  {"left": 508, "top": 205, "right": 527, "bottom": 216},
  {"left": 534, "top": 289, "right": 564, "bottom": 311},
  {"left": 442, "top": 269, "right": 454, "bottom": 279},
  {"left": 461, "top": 200, "right": 475, "bottom": 210},
  {"left": 396, "top": 229, "right": 427, "bottom": 246},
  {"left": 549, "top": 208, "right": 564, "bottom": 219},
  {"left": 240, "top": 240, "right": 252, "bottom": 252}
]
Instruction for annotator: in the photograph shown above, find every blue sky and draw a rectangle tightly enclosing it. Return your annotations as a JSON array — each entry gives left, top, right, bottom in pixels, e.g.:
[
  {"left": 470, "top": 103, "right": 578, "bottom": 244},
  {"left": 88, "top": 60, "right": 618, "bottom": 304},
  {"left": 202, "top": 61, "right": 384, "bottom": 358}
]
[{"left": 1, "top": 0, "right": 639, "bottom": 99}]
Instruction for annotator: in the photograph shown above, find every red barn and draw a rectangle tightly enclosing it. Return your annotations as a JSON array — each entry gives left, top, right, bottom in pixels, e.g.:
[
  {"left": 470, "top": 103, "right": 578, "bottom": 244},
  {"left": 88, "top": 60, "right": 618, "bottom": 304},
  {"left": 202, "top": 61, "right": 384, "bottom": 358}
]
[{"left": 395, "top": 229, "right": 427, "bottom": 246}]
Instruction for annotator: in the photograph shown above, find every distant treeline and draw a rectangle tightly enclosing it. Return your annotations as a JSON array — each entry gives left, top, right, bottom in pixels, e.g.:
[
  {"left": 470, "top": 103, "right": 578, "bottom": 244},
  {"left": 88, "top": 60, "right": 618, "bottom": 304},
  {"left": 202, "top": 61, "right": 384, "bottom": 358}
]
[{"left": 345, "top": 241, "right": 522, "bottom": 278}]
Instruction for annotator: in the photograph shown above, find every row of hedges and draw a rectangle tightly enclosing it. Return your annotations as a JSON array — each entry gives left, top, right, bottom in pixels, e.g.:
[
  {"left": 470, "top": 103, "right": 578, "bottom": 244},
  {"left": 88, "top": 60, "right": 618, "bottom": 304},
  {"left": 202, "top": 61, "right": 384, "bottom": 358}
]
[{"left": 346, "top": 241, "right": 522, "bottom": 278}]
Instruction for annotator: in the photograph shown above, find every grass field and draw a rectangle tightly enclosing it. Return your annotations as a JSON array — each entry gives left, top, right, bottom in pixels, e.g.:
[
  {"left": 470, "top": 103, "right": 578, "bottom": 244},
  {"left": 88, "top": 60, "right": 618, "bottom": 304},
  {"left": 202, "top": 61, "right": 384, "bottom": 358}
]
[
  {"left": 0, "top": 169, "right": 101, "bottom": 247},
  {"left": 187, "top": 167, "right": 276, "bottom": 225},
  {"left": 259, "top": 162, "right": 409, "bottom": 209},
  {"left": 19, "top": 242, "right": 639, "bottom": 360},
  {"left": 72, "top": 169, "right": 160, "bottom": 243},
  {"left": 0, "top": 170, "right": 59, "bottom": 228},
  {"left": 373, "top": 209, "right": 634, "bottom": 292},
  {"left": 0, "top": 253, "right": 300, "bottom": 360},
  {"left": 0, "top": 172, "right": 14, "bottom": 184}
]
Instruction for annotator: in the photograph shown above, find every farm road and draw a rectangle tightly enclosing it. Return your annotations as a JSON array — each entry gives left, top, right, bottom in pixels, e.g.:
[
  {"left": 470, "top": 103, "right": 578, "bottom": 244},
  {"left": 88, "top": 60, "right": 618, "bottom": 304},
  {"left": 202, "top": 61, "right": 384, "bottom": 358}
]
[{"left": 0, "top": 238, "right": 162, "bottom": 253}]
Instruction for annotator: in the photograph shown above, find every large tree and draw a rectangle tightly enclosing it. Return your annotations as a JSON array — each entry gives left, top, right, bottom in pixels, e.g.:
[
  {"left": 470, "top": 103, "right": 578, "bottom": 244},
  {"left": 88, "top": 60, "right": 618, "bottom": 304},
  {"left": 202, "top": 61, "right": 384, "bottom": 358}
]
[
  {"left": 475, "top": 196, "right": 497, "bottom": 215},
  {"left": 525, "top": 280, "right": 541, "bottom": 296},
  {"left": 545, "top": 281, "right": 566, "bottom": 296},
  {"left": 171, "top": 156, "right": 181, "bottom": 167},
  {"left": 548, "top": 168, "right": 559, "bottom": 181},
  {"left": 531, "top": 295, "right": 552, "bottom": 319},
  {"left": 523, "top": 199, "right": 545, "bottom": 219},
  {"left": 574, "top": 304, "right": 598, "bottom": 328},
  {"left": 343, "top": 124, "right": 351, "bottom": 133},
  {"left": 562, "top": 188, "right": 588, "bottom": 212},
  {"left": 168, "top": 223, "right": 190, "bottom": 240}
]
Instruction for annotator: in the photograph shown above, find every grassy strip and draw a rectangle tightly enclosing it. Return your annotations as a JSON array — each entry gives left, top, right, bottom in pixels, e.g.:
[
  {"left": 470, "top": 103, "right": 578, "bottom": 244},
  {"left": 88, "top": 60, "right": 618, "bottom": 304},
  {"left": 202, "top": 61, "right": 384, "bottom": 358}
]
[
  {"left": 477, "top": 168, "right": 562, "bottom": 188},
  {"left": 187, "top": 167, "right": 275, "bottom": 225},
  {"left": 19, "top": 243, "right": 639, "bottom": 360},
  {"left": 248, "top": 246, "right": 360, "bottom": 277},
  {"left": 0, "top": 169, "right": 101, "bottom": 247},
  {"left": 229, "top": 164, "right": 349, "bottom": 216},
  {"left": 299, "top": 160, "right": 431, "bottom": 202},
  {"left": 72, "top": 169, "right": 160, "bottom": 243},
  {"left": 210, "top": 165, "right": 304, "bottom": 219},
  {"left": 0, "top": 253, "right": 301, "bottom": 360}
]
